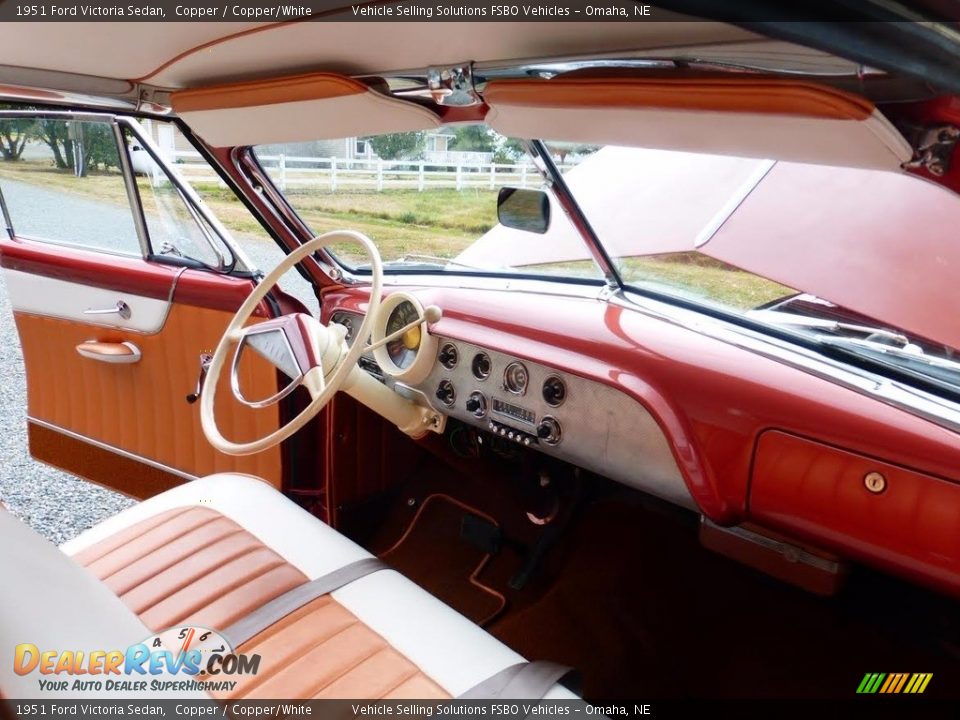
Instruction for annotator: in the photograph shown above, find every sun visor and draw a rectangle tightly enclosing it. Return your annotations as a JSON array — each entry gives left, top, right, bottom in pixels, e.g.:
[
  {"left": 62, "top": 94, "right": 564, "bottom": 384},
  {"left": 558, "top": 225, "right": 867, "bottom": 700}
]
[
  {"left": 172, "top": 72, "right": 440, "bottom": 147},
  {"left": 485, "top": 77, "right": 912, "bottom": 170}
]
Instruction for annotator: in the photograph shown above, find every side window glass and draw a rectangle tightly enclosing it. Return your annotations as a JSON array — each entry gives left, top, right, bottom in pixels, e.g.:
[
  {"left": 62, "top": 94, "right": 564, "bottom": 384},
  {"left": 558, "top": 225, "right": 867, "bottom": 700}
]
[
  {"left": 0, "top": 118, "right": 142, "bottom": 255},
  {"left": 141, "top": 121, "right": 319, "bottom": 313},
  {"left": 124, "top": 128, "right": 231, "bottom": 269}
]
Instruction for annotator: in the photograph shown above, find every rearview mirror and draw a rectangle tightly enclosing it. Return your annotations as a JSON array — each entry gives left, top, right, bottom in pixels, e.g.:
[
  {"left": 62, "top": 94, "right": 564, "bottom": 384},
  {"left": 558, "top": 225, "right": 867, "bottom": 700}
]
[{"left": 497, "top": 187, "right": 550, "bottom": 234}]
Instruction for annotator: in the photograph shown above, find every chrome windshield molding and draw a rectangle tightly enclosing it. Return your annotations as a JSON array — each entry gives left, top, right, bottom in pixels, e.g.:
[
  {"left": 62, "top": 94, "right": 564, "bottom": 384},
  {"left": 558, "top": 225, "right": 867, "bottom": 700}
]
[
  {"left": 379, "top": 271, "right": 608, "bottom": 299},
  {"left": 119, "top": 117, "right": 251, "bottom": 274},
  {"left": 528, "top": 139, "right": 624, "bottom": 292},
  {"left": 27, "top": 417, "right": 198, "bottom": 482},
  {"left": 611, "top": 288, "right": 960, "bottom": 435},
  {"left": 112, "top": 118, "right": 152, "bottom": 258},
  {"left": 237, "top": 146, "right": 342, "bottom": 284}
]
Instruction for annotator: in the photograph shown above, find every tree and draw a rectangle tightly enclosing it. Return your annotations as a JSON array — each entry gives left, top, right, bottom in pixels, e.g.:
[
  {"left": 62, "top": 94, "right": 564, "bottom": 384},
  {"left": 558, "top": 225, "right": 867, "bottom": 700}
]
[
  {"left": 35, "top": 119, "right": 73, "bottom": 170},
  {"left": 0, "top": 117, "right": 34, "bottom": 161},
  {"left": 34, "top": 119, "right": 119, "bottom": 176},
  {"left": 366, "top": 132, "right": 425, "bottom": 161},
  {"left": 493, "top": 138, "right": 527, "bottom": 164},
  {"left": 449, "top": 126, "right": 497, "bottom": 152}
]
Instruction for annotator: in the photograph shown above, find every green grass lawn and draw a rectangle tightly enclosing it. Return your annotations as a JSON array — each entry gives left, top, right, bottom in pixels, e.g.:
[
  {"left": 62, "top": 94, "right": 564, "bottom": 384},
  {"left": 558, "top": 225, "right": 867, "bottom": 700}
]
[{"left": 0, "top": 159, "right": 792, "bottom": 310}]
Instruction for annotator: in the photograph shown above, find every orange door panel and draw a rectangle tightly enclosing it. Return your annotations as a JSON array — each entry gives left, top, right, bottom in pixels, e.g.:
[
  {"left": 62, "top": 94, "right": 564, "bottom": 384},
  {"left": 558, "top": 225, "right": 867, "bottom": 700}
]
[{"left": 2, "top": 238, "right": 283, "bottom": 498}]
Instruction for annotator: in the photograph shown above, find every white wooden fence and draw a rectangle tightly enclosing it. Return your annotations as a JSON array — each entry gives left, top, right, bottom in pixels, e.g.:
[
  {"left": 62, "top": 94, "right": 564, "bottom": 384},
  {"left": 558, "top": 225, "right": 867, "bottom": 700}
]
[{"left": 172, "top": 151, "right": 536, "bottom": 192}]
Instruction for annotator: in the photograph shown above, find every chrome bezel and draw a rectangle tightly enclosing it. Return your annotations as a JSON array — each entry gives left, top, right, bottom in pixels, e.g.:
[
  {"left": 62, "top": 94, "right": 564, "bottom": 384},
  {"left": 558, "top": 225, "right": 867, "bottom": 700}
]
[
  {"left": 439, "top": 342, "right": 459, "bottom": 370},
  {"left": 437, "top": 379, "right": 456, "bottom": 407},
  {"left": 503, "top": 361, "right": 529, "bottom": 396},
  {"left": 542, "top": 375, "right": 567, "bottom": 407},
  {"left": 540, "top": 415, "right": 562, "bottom": 446},
  {"left": 467, "top": 391, "right": 488, "bottom": 418},
  {"left": 471, "top": 352, "right": 492, "bottom": 381}
]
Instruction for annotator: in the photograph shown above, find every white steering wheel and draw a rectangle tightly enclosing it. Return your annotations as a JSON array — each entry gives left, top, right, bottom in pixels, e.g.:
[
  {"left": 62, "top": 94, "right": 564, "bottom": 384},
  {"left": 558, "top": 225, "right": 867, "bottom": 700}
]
[{"left": 201, "top": 230, "right": 382, "bottom": 455}]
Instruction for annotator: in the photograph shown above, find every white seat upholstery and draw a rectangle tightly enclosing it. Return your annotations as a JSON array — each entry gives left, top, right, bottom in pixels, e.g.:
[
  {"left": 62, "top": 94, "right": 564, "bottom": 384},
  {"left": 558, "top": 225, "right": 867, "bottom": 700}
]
[{"left": 57, "top": 473, "right": 576, "bottom": 700}]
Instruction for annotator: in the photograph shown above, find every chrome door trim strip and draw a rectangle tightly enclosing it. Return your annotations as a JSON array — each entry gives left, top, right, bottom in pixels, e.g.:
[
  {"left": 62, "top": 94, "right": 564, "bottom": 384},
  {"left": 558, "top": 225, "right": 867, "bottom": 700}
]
[{"left": 27, "top": 417, "right": 198, "bottom": 483}]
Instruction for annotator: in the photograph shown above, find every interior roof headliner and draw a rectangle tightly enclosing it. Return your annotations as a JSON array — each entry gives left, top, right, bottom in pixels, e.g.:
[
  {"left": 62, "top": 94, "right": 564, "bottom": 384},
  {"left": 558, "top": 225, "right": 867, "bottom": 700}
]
[{"left": 0, "top": 18, "right": 862, "bottom": 98}]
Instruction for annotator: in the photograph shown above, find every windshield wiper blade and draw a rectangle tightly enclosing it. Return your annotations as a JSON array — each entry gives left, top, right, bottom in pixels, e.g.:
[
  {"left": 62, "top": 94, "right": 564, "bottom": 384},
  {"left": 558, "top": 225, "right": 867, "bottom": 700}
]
[
  {"left": 385, "top": 254, "right": 499, "bottom": 271},
  {"left": 747, "top": 309, "right": 911, "bottom": 345},
  {"left": 816, "top": 335, "right": 960, "bottom": 373}
]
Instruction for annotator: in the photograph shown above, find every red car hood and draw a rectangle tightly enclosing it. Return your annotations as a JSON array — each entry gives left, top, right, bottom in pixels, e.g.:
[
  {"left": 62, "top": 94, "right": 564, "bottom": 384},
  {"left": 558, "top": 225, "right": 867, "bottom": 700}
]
[{"left": 458, "top": 147, "right": 960, "bottom": 351}]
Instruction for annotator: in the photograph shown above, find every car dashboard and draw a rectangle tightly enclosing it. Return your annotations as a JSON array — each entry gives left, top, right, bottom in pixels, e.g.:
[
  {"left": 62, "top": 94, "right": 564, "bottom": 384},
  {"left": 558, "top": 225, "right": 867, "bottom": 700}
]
[
  {"left": 322, "top": 282, "right": 960, "bottom": 601},
  {"left": 330, "top": 294, "right": 692, "bottom": 510}
]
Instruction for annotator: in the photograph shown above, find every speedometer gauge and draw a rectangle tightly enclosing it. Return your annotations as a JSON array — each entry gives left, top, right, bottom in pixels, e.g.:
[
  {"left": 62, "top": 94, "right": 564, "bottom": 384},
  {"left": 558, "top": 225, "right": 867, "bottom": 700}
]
[
  {"left": 385, "top": 300, "right": 421, "bottom": 369},
  {"left": 371, "top": 292, "right": 439, "bottom": 385}
]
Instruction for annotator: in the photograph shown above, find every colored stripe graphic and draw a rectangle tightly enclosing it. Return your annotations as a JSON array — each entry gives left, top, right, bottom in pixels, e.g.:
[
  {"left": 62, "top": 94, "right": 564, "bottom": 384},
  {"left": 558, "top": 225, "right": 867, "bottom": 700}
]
[
  {"left": 858, "top": 673, "right": 932, "bottom": 694},
  {"left": 857, "top": 673, "right": 885, "bottom": 693}
]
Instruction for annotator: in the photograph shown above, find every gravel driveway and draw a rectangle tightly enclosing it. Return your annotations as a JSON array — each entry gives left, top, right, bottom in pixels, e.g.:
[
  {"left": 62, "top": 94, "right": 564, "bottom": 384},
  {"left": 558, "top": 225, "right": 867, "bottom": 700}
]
[
  {"left": 0, "top": 271, "right": 136, "bottom": 545},
  {"left": 0, "top": 226, "right": 317, "bottom": 546}
]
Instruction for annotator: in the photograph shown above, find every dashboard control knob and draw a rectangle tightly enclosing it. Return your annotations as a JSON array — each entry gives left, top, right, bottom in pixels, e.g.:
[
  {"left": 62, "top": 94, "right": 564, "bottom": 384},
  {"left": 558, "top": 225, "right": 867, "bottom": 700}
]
[
  {"left": 536, "top": 416, "right": 562, "bottom": 445},
  {"left": 542, "top": 376, "right": 567, "bottom": 407},
  {"left": 465, "top": 391, "right": 487, "bottom": 418},
  {"left": 438, "top": 343, "right": 459, "bottom": 369},
  {"left": 435, "top": 380, "right": 456, "bottom": 407}
]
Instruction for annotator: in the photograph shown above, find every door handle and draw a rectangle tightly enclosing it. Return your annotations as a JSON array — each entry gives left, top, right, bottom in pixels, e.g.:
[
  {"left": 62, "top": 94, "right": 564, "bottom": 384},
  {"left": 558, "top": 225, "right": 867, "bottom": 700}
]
[
  {"left": 83, "top": 301, "right": 132, "bottom": 320},
  {"left": 76, "top": 341, "right": 141, "bottom": 364}
]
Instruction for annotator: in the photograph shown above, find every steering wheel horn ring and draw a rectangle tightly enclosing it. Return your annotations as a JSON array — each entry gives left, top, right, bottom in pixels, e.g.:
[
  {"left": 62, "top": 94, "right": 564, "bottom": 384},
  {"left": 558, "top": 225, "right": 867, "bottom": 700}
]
[{"left": 200, "top": 230, "right": 383, "bottom": 456}]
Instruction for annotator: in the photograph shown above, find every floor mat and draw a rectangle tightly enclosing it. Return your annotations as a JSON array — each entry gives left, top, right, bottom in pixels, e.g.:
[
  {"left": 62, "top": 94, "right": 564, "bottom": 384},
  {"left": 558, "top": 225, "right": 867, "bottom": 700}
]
[
  {"left": 489, "top": 494, "right": 960, "bottom": 699},
  {"left": 380, "top": 493, "right": 506, "bottom": 626}
]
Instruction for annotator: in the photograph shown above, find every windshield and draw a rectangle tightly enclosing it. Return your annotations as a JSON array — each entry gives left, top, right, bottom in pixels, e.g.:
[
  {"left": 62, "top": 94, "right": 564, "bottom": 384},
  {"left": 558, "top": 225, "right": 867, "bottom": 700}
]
[
  {"left": 252, "top": 127, "right": 601, "bottom": 282},
  {"left": 549, "top": 143, "right": 960, "bottom": 396},
  {"left": 254, "top": 129, "right": 960, "bottom": 397}
]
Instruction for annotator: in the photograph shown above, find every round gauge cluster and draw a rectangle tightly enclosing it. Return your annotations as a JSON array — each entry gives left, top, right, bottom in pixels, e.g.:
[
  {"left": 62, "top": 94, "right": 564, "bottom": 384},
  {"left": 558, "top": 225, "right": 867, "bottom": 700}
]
[
  {"left": 385, "top": 300, "right": 422, "bottom": 370},
  {"left": 370, "top": 292, "right": 438, "bottom": 385}
]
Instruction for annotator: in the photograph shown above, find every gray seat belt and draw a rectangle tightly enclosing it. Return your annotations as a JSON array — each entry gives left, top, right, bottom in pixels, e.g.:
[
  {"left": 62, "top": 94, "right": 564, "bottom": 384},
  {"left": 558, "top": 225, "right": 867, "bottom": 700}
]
[
  {"left": 223, "top": 557, "right": 388, "bottom": 649},
  {"left": 458, "top": 660, "right": 579, "bottom": 699}
]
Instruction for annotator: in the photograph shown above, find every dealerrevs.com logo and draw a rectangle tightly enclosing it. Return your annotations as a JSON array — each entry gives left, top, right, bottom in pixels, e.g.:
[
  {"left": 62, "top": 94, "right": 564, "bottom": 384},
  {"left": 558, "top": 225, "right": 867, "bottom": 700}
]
[{"left": 14, "top": 626, "right": 260, "bottom": 693}]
